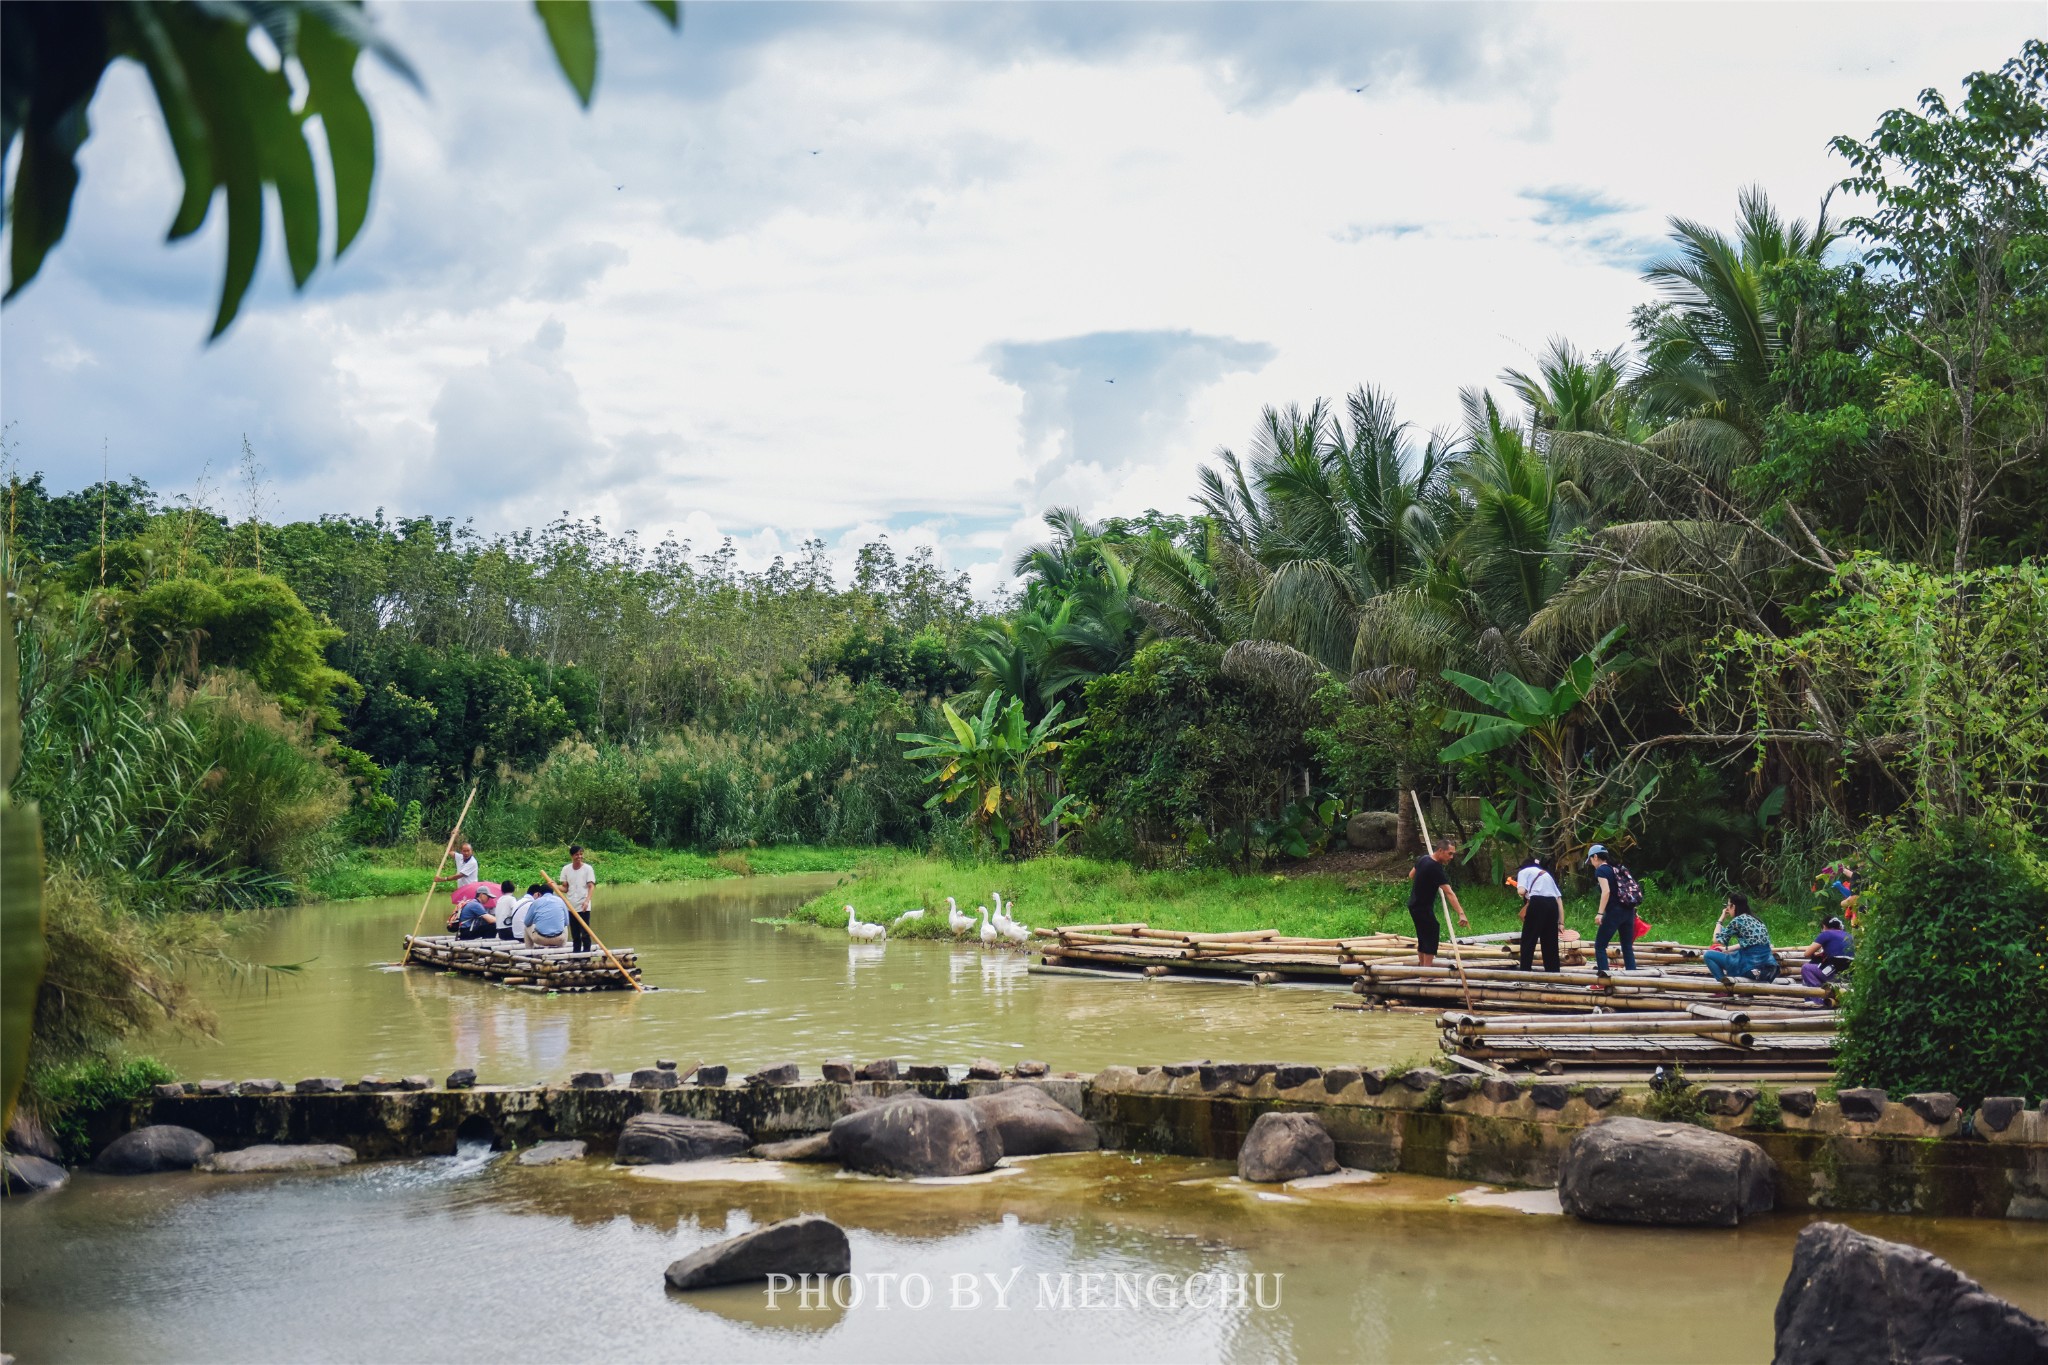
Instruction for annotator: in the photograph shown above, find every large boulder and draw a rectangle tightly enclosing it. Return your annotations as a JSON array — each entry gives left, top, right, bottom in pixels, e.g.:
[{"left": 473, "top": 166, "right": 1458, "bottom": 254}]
[
  {"left": 1557, "top": 1117, "right": 1776, "bottom": 1226},
  {"left": 965, "top": 1087, "right": 1097, "bottom": 1156},
  {"left": 1773, "top": 1221, "right": 2048, "bottom": 1365},
  {"left": 5, "top": 1110, "right": 62, "bottom": 1161},
  {"left": 751, "top": 1133, "right": 834, "bottom": 1162},
  {"left": 615, "top": 1114, "right": 750, "bottom": 1166},
  {"left": 199, "top": 1144, "right": 356, "bottom": 1174},
  {"left": 828, "top": 1095, "right": 1002, "bottom": 1177},
  {"left": 1344, "top": 810, "right": 1401, "bottom": 851},
  {"left": 517, "top": 1141, "right": 587, "bottom": 1167},
  {"left": 92, "top": 1125, "right": 216, "bottom": 1175},
  {"left": 665, "top": 1215, "right": 851, "bottom": 1291},
  {"left": 3, "top": 1152, "right": 70, "bottom": 1194},
  {"left": 1237, "top": 1112, "right": 1339, "bottom": 1183}
]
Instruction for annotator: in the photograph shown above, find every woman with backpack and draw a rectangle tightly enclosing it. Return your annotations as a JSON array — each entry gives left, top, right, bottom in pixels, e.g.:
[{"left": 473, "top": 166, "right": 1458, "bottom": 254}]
[
  {"left": 1587, "top": 844, "right": 1640, "bottom": 977},
  {"left": 1706, "top": 892, "right": 1777, "bottom": 984}
]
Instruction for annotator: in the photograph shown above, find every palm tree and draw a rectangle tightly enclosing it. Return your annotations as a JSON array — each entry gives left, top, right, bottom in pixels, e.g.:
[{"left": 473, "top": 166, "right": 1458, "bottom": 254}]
[
  {"left": 1501, "top": 338, "right": 1633, "bottom": 437},
  {"left": 1634, "top": 185, "right": 1838, "bottom": 435}
]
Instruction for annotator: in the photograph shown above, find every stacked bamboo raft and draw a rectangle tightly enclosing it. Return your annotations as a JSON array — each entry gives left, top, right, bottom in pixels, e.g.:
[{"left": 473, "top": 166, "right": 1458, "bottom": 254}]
[
  {"left": 1354, "top": 961, "right": 1835, "bottom": 1012},
  {"left": 1035, "top": 924, "right": 1430, "bottom": 982},
  {"left": 1441, "top": 1003, "right": 1839, "bottom": 1073},
  {"left": 401, "top": 935, "right": 646, "bottom": 992}
]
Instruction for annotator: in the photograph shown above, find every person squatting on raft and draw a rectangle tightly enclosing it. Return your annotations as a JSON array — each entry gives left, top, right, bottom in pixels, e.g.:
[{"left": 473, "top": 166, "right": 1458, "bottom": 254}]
[
  {"left": 1586, "top": 843, "right": 1638, "bottom": 977},
  {"left": 1706, "top": 892, "right": 1777, "bottom": 983},
  {"left": 452, "top": 884, "right": 498, "bottom": 940},
  {"left": 1406, "top": 837, "right": 1469, "bottom": 967},
  {"left": 1509, "top": 856, "right": 1564, "bottom": 973},
  {"left": 1801, "top": 915, "right": 1854, "bottom": 987}
]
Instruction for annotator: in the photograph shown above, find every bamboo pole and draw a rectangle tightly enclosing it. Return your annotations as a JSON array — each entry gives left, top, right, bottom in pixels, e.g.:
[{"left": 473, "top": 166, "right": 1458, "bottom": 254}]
[
  {"left": 404, "top": 785, "right": 479, "bottom": 963},
  {"left": 1410, "top": 790, "right": 1473, "bottom": 1012},
  {"left": 541, "top": 869, "right": 644, "bottom": 993}
]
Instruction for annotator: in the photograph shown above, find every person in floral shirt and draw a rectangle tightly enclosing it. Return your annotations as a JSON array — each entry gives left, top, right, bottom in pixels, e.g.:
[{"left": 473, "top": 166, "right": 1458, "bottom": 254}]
[{"left": 1706, "top": 892, "right": 1776, "bottom": 983}]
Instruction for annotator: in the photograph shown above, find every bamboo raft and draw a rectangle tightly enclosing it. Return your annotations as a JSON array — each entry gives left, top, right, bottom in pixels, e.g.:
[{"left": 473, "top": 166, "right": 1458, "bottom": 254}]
[
  {"left": 1440, "top": 1005, "right": 1839, "bottom": 1073},
  {"left": 401, "top": 935, "right": 647, "bottom": 992}
]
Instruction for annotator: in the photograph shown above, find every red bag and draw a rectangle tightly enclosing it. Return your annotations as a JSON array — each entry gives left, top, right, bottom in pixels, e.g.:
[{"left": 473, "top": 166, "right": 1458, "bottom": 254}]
[{"left": 1633, "top": 914, "right": 1652, "bottom": 940}]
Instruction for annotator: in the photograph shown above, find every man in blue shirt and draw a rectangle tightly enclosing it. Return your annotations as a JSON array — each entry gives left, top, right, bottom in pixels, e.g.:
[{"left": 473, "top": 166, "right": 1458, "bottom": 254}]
[{"left": 522, "top": 888, "right": 571, "bottom": 948}]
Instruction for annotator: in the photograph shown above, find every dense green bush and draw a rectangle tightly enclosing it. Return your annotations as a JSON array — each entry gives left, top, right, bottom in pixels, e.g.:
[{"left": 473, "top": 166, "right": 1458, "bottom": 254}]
[
  {"left": 1837, "top": 822, "right": 2048, "bottom": 1104},
  {"left": 29, "top": 1053, "right": 176, "bottom": 1161}
]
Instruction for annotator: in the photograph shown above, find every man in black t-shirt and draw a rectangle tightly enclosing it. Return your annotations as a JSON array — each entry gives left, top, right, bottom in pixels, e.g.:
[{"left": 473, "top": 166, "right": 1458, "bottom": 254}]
[{"left": 1406, "top": 837, "right": 1469, "bottom": 966}]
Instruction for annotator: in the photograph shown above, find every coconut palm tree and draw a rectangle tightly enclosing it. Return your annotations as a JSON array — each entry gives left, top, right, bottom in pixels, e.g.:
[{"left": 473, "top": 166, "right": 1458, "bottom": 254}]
[{"left": 1502, "top": 337, "right": 1633, "bottom": 437}]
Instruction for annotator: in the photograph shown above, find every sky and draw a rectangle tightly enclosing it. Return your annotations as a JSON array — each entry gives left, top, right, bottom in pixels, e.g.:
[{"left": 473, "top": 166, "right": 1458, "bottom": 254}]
[{"left": 1, "top": 2, "right": 2039, "bottom": 594}]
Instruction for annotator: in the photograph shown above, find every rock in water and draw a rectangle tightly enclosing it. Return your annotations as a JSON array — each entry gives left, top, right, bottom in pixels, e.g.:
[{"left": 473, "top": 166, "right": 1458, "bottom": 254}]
[
  {"left": 665, "top": 1215, "right": 851, "bottom": 1291},
  {"left": 2, "top": 1153, "right": 69, "bottom": 1194},
  {"left": 751, "top": 1133, "right": 834, "bottom": 1162},
  {"left": 516, "top": 1141, "right": 587, "bottom": 1167},
  {"left": 1773, "top": 1221, "right": 2048, "bottom": 1365},
  {"left": 92, "top": 1125, "right": 217, "bottom": 1175},
  {"left": 1557, "top": 1117, "right": 1776, "bottom": 1226},
  {"left": 199, "top": 1144, "right": 356, "bottom": 1174},
  {"left": 1237, "top": 1112, "right": 1339, "bottom": 1183},
  {"left": 965, "top": 1087, "right": 1098, "bottom": 1156},
  {"left": 828, "top": 1095, "right": 1002, "bottom": 1177},
  {"left": 614, "top": 1114, "right": 750, "bottom": 1166}
]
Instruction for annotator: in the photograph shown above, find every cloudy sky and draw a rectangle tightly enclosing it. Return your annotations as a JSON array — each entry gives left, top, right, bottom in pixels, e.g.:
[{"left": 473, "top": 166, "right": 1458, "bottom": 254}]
[{"left": 2, "top": 2, "right": 2038, "bottom": 591}]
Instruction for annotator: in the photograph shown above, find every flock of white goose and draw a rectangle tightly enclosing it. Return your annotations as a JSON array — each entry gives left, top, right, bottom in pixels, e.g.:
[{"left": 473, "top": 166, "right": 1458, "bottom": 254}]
[{"left": 841, "top": 891, "right": 1031, "bottom": 946}]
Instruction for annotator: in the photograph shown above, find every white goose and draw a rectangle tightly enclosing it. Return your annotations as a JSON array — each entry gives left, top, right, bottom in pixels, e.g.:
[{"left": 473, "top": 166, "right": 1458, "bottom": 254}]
[
  {"left": 977, "top": 906, "right": 998, "bottom": 945},
  {"left": 1003, "top": 915, "right": 1030, "bottom": 945},
  {"left": 989, "top": 892, "right": 1016, "bottom": 939},
  {"left": 891, "top": 908, "right": 926, "bottom": 929},
  {"left": 945, "top": 896, "right": 974, "bottom": 936},
  {"left": 845, "top": 905, "right": 886, "bottom": 942}
]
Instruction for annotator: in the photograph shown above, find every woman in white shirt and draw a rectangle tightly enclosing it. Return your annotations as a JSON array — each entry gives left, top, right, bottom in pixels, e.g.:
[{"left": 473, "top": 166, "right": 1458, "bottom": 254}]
[{"left": 1510, "top": 857, "right": 1564, "bottom": 972}]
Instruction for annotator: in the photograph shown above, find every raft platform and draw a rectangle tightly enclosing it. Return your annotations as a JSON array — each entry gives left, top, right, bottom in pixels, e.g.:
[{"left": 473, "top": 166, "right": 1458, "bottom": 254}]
[{"left": 401, "top": 935, "right": 647, "bottom": 991}]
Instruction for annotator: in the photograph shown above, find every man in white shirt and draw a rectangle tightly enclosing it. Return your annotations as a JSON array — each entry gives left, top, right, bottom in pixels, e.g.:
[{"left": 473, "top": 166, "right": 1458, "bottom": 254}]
[
  {"left": 1509, "top": 857, "right": 1564, "bottom": 972},
  {"left": 435, "top": 841, "right": 480, "bottom": 888},
  {"left": 559, "top": 845, "right": 598, "bottom": 953}
]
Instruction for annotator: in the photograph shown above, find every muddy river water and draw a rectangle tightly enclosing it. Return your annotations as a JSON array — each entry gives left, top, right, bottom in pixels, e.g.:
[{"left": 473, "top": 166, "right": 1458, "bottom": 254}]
[{"left": 7, "top": 875, "right": 2045, "bottom": 1362}]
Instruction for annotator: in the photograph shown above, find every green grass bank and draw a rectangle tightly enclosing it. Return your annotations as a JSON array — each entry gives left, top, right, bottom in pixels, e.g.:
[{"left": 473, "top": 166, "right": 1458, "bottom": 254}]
[
  {"left": 308, "top": 843, "right": 873, "bottom": 903},
  {"left": 790, "top": 852, "right": 1825, "bottom": 948}
]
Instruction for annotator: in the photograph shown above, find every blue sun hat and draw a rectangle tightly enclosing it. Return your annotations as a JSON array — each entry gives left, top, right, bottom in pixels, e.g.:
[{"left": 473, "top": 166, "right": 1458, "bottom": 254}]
[{"left": 1586, "top": 843, "right": 1609, "bottom": 863}]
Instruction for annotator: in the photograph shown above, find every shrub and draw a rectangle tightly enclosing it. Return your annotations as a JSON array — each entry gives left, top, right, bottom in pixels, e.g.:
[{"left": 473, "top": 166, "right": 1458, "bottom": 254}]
[
  {"left": 1643, "top": 1066, "right": 1710, "bottom": 1126},
  {"left": 1837, "top": 822, "right": 2048, "bottom": 1105},
  {"left": 525, "top": 741, "right": 648, "bottom": 846},
  {"left": 30, "top": 1053, "right": 177, "bottom": 1161}
]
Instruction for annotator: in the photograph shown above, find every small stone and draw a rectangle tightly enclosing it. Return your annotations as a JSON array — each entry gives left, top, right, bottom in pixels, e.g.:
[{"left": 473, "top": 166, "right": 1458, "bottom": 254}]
[
  {"left": 445, "top": 1068, "right": 477, "bottom": 1091},
  {"left": 295, "top": 1077, "right": 344, "bottom": 1094},
  {"left": 1439, "top": 1075, "right": 1477, "bottom": 1103},
  {"left": 855, "top": 1059, "right": 899, "bottom": 1082},
  {"left": 396, "top": 1076, "right": 430, "bottom": 1092},
  {"left": 1162, "top": 1062, "right": 1201, "bottom": 1078},
  {"left": 200, "top": 1143, "right": 356, "bottom": 1174},
  {"left": 2, "top": 1152, "right": 69, "bottom": 1195},
  {"left": 822, "top": 1061, "right": 855, "bottom": 1083},
  {"left": 1903, "top": 1092, "right": 1959, "bottom": 1126},
  {"left": 357, "top": 1077, "right": 394, "bottom": 1093},
  {"left": 1273, "top": 1064, "right": 1321, "bottom": 1090},
  {"left": 656, "top": 1059, "right": 678, "bottom": 1071},
  {"left": 182, "top": 1082, "right": 202, "bottom": 1094},
  {"left": 1780, "top": 1088, "right": 1818, "bottom": 1118},
  {"left": 1531, "top": 1082, "right": 1571, "bottom": 1110},
  {"left": 197, "top": 1079, "right": 235, "bottom": 1096},
  {"left": 665, "top": 1215, "right": 851, "bottom": 1291},
  {"left": 568, "top": 1070, "right": 613, "bottom": 1089},
  {"left": 1581, "top": 1085, "right": 1622, "bottom": 1110},
  {"left": 1198, "top": 1064, "right": 1224, "bottom": 1090},
  {"left": 967, "top": 1059, "right": 1003, "bottom": 1080},
  {"left": 905, "top": 1064, "right": 950, "bottom": 1084},
  {"left": 1480, "top": 1077, "right": 1520, "bottom": 1103},
  {"left": 516, "top": 1140, "right": 587, "bottom": 1167},
  {"left": 1701, "top": 1086, "right": 1757, "bottom": 1117},
  {"left": 238, "top": 1077, "right": 283, "bottom": 1095},
  {"left": 631, "top": 1068, "right": 680, "bottom": 1089},
  {"left": 695, "top": 1065, "right": 728, "bottom": 1087},
  {"left": 1398, "top": 1067, "right": 1443, "bottom": 1091},
  {"left": 1225, "top": 1062, "right": 1278, "bottom": 1087},
  {"left": 1360, "top": 1067, "right": 1391, "bottom": 1095},
  {"left": 1237, "top": 1112, "right": 1338, "bottom": 1183},
  {"left": 1013, "top": 1060, "right": 1049, "bottom": 1078},
  {"left": 1977, "top": 1097, "right": 2024, "bottom": 1133},
  {"left": 745, "top": 1063, "right": 801, "bottom": 1087},
  {"left": 1322, "top": 1066, "right": 1362, "bottom": 1094},
  {"left": 151, "top": 1083, "right": 186, "bottom": 1099},
  {"left": 751, "top": 1133, "right": 835, "bottom": 1162},
  {"left": 1837, "top": 1087, "right": 1887, "bottom": 1122}
]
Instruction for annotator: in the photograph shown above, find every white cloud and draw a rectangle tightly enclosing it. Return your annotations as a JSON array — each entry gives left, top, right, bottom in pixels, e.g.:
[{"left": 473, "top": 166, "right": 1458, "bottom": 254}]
[{"left": 1, "top": 1, "right": 2039, "bottom": 592}]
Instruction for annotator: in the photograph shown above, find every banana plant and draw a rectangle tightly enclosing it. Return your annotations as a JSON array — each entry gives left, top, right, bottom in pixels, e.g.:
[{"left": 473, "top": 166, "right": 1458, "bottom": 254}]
[
  {"left": 897, "top": 691, "right": 1076, "bottom": 854},
  {"left": 1437, "top": 625, "right": 1634, "bottom": 864},
  {"left": 1, "top": 586, "right": 48, "bottom": 1127}
]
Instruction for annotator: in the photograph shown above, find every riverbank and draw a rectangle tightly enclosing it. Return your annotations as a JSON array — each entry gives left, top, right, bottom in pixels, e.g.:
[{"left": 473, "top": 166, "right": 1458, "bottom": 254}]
[
  {"left": 791, "top": 851, "right": 1815, "bottom": 946},
  {"left": 308, "top": 844, "right": 874, "bottom": 902}
]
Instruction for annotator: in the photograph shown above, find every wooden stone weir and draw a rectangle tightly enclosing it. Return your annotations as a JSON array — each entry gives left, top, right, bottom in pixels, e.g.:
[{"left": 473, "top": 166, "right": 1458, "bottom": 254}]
[{"left": 401, "top": 935, "right": 647, "bottom": 992}]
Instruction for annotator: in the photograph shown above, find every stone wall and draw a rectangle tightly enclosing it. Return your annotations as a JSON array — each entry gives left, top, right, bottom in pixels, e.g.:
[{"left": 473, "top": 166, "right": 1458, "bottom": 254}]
[{"left": 102, "top": 1066, "right": 2046, "bottom": 1221}]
